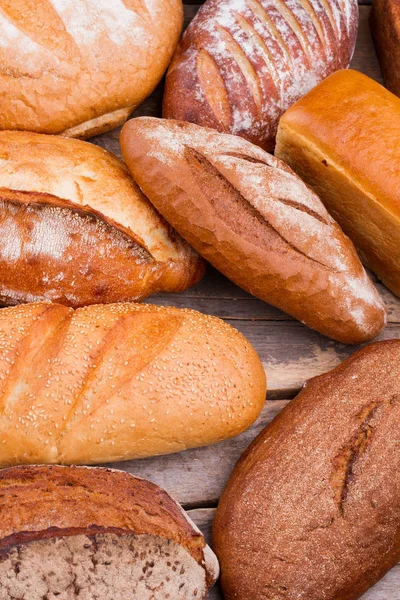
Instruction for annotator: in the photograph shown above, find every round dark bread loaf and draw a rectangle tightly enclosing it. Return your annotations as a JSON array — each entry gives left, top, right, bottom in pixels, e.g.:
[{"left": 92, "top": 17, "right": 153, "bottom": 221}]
[
  {"left": 163, "top": 0, "right": 358, "bottom": 150},
  {"left": 0, "top": 465, "right": 219, "bottom": 599},
  {"left": 213, "top": 340, "right": 400, "bottom": 600}
]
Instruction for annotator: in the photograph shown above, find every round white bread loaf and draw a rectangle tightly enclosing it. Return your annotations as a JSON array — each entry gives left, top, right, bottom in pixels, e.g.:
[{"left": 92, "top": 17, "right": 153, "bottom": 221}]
[{"left": 0, "top": 0, "right": 183, "bottom": 137}]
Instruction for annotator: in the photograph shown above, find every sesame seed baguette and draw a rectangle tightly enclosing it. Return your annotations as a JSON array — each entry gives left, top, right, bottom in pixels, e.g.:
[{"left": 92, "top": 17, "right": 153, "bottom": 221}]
[{"left": 0, "top": 302, "right": 266, "bottom": 466}]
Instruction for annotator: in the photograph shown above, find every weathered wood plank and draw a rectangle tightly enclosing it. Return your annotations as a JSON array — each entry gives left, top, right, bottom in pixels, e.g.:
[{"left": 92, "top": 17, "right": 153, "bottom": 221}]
[
  {"left": 189, "top": 508, "right": 400, "bottom": 600},
  {"left": 149, "top": 267, "right": 400, "bottom": 323},
  {"left": 101, "top": 400, "right": 287, "bottom": 507}
]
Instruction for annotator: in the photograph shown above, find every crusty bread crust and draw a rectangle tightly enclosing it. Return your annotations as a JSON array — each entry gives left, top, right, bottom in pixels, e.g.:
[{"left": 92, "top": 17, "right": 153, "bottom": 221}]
[
  {"left": 163, "top": 0, "right": 358, "bottom": 150},
  {"left": 120, "top": 117, "right": 386, "bottom": 344},
  {"left": 0, "top": 302, "right": 266, "bottom": 466},
  {"left": 0, "top": 130, "right": 204, "bottom": 306},
  {"left": 213, "top": 340, "right": 400, "bottom": 600},
  {"left": 0, "top": 0, "right": 183, "bottom": 136},
  {"left": 275, "top": 69, "right": 400, "bottom": 299},
  {"left": 0, "top": 465, "right": 219, "bottom": 592}
]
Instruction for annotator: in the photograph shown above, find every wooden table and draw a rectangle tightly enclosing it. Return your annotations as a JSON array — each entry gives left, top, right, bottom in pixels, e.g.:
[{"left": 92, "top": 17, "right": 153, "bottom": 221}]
[{"left": 92, "top": 2, "right": 400, "bottom": 597}]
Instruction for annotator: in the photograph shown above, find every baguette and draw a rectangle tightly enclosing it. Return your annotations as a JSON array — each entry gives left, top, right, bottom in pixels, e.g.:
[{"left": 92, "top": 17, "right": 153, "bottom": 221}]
[
  {"left": 275, "top": 69, "right": 400, "bottom": 298},
  {"left": 163, "top": 0, "right": 358, "bottom": 150},
  {"left": 0, "top": 302, "right": 266, "bottom": 466},
  {"left": 0, "top": 465, "right": 219, "bottom": 599},
  {"left": 120, "top": 117, "right": 386, "bottom": 344},
  {"left": 213, "top": 340, "right": 400, "bottom": 600},
  {"left": 0, "top": 0, "right": 183, "bottom": 138},
  {"left": 371, "top": 0, "right": 400, "bottom": 97},
  {"left": 0, "top": 131, "right": 203, "bottom": 307}
]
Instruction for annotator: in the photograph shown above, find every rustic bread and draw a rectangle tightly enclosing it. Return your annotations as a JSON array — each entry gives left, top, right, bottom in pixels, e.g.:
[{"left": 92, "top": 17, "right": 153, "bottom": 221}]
[
  {"left": 213, "top": 340, "right": 400, "bottom": 600},
  {"left": 0, "top": 131, "right": 203, "bottom": 307},
  {"left": 0, "top": 465, "right": 219, "bottom": 599},
  {"left": 0, "top": 302, "right": 266, "bottom": 466},
  {"left": 371, "top": 0, "right": 400, "bottom": 96},
  {"left": 275, "top": 69, "right": 400, "bottom": 299},
  {"left": 0, "top": 0, "right": 183, "bottom": 138},
  {"left": 120, "top": 117, "right": 386, "bottom": 344},
  {"left": 163, "top": 0, "right": 358, "bottom": 150}
]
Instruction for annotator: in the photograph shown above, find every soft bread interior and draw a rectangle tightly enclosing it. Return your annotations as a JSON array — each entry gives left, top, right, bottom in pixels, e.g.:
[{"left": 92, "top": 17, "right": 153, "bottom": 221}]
[{"left": 0, "top": 533, "right": 207, "bottom": 600}]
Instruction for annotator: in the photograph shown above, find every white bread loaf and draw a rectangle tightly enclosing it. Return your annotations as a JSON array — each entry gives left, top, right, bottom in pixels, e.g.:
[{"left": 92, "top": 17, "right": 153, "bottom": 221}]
[
  {"left": 0, "top": 0, "right": 183, "bottom": 137},
  {"left": 0, "top": 302, "right": 266, "bottom": 466},
  {"left": 0, "top": 131, "right": 203, "bottom": 307}
]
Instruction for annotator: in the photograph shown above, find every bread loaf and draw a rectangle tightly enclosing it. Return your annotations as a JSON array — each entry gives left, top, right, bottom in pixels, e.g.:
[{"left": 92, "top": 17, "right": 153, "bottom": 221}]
[
  {"left": 0, "top": 0, "right": 183, "bottom": 138},
  {"left": 213, "top": 340, "right": 400, "bottom": 600},
  {"left": 275, "top": 69, "right": 400, "bottom": 298},
  {"left": 0, "top": 465, "right": 219, "bottom": 599},
  {"left": 0, "top": 302, "right": 266, "bottom": 466},
  {"left": 371, "top": 0, "right": 400, "bottom": 96},
  {"left": 163, "top": 0, "right": 358, "bottom": 150},
  {"left": 0, "top": 131, "right": 203, "bottom": 307},
  {"left": 120, "top": 117, "right": 386, "bottom": 344}
]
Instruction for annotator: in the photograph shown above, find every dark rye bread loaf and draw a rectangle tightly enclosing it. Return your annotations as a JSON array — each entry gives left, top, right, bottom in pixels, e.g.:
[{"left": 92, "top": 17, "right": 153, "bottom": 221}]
[
  {"left": 213, "top": 340, "right": 400, "bottom": 600},
  {"left": 120, "top": 117, "right": 386, "bottom": 344},
  {"left": 0, "top": 465, "right": 219, "bottom": 599},
  {"left": 163, "top": 0, "right": 358, "bottom": 150}
]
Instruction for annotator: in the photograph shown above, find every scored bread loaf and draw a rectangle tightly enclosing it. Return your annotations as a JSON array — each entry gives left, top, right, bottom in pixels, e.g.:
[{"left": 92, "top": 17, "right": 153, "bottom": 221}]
[
  {"left": 120, "top": 117, "right": 386, "bottom": 344},
  {"left": 213, "top": 340, "right": 400, "bottom": 600},
  {"left": 0, "top": 0, "right": 183, "bottom": 138},
  {"left": 275, "top": 69, "right": 400, "bottom": 298},
  {"left": 163, "top": 0, "right": 358, "bottom": 150},
  {"left": 0, "top": 302, "right": 266, "bottom": 466},
  {"left": 0, "top": 131, "right": 203, "bottom": 307},
  {"left": 371, "top": 0, "right": 400, "bottom": 96},
  {"left": 0, "top": 465, "right": 219, "bottom": 599}
]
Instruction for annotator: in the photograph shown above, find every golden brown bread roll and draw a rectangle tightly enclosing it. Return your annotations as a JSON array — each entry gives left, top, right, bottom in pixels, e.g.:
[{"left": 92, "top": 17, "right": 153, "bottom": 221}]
[
  {"left": 275, "top": 69, "right": 400, "bottom": 298},
  {"left": 163, "top": 0, "right": 358, "bottom": 150},
  {"left": 0, "top": 302, "right": 266, "bottom": 466},
  {"left": 371, "top": 0, "right": 400, "bottom": 96},
  {"left": 0, "top": 465, "right": 219, "bottom": 599},
  {"left": 120, "top": 117, "right": 386, "bottom": 344},
  {"left": 0, "top": 0, "right": 183, "bottom": 138},
  {"left": 0, "top": 131, "right": 203, "bottom": 307},
  {"left": 213, "top": 340, "right": 400, "bottom": 600}
]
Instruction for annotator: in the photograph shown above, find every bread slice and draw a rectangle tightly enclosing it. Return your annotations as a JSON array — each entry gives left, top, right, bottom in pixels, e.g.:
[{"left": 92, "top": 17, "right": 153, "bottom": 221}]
[{"left": 0, "top": 465, "right": 219, "bottom": 599}]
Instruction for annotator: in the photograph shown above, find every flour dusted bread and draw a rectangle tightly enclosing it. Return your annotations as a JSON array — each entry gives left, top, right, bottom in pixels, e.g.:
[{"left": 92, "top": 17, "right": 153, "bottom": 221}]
[
  {"left": 0, "top": 465, "right": 219, "bottom": 599},
  {"left": 213, "top": 340, "right": 400, "bottom": 600},
  {"left": 0, "top": 0, "right": 183, "bottom": 138},
  {"left": 275, "top": 69, "right": 400, "bottom": 298},
  {"left": 163, "top": 0, "right": 358, "bottom": 150},
  {"left": 0, "top": 131, "right": 203, "bottom": 307},
  {"left": 0, "top": 302, "right": 266, "bottom": 466},
  {"left": 120, "top": 117, "right": 386, "bottom": 344}
]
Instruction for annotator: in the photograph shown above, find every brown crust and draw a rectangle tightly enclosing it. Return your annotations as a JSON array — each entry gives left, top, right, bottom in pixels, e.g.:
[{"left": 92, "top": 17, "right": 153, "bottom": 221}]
[
  {"left": 213, "top": 340, "right": 400, "bottom": 600},
  {"left": 0, "top": 466, "right": 210, "bottom": 576},
  {"left": 0, "top": 187, "right": 180, "bottom": 307},
  {"left": 0, "top": 0, "right": 183, "bottom": 136},
  {"left": 120, "top": 117, "right": 386, "bottom": 344},
  {"left": 163, "top": 0, "right": 358, "bottom": 150},
  {"left": 370, "top": 0, "right": 400, "bottom": 96}
]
